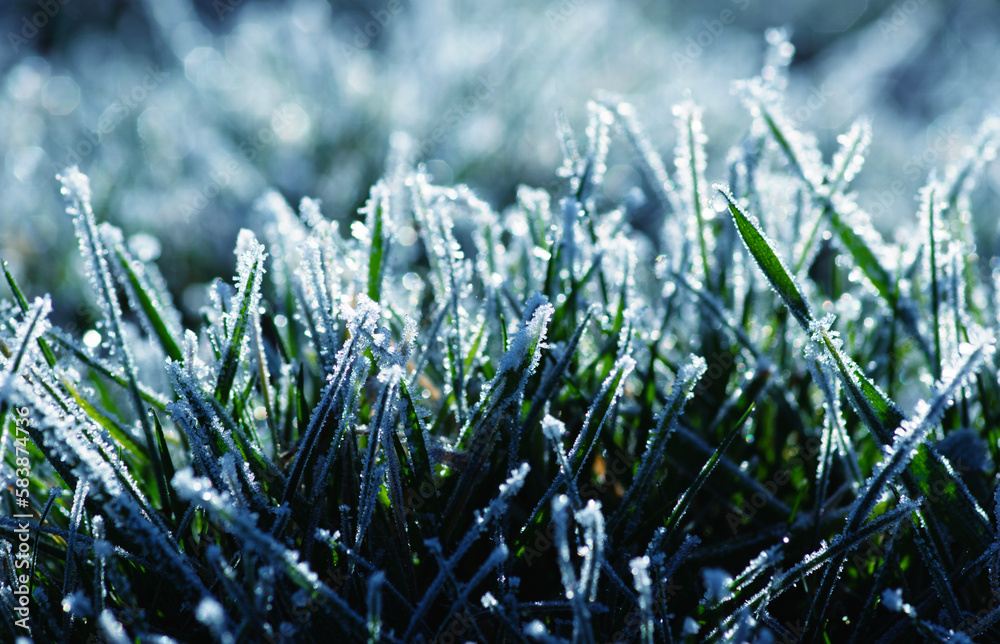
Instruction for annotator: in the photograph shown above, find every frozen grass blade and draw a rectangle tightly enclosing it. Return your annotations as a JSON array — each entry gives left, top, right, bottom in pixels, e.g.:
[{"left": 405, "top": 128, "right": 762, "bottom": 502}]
[
  {"left": 662, "top": 399, "right": 756, "bottom": 546},
  {"left": 3, "top": 261, "right": 56, "bottom": 368},
  {"left": 364, "top": 181, "right": 390, "bottom": 303},
  {"left": 216, "top": 230, "right": 267, "bottom": 406},
  {"left": 106, "top": 231, "right": 184, "bottom": 362},
  {"left": 675, "top": 100, "right": 713, "bottom": 282},
  {"left": 815, "top": 324, "right": 993, "bottom": 551},
  {"left": 610, "top": 355, "right": 705, "bottom": 537},
  {"left": 717, "top": 185, "right": 813, "bottom": 330},
  {"left": 58, "top": 168, "right": 172, "bottom": 515}
]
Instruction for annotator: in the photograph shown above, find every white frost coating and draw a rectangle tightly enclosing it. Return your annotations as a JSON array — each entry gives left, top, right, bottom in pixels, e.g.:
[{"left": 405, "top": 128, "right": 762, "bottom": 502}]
[
  {"left": 630, "top": 555, "right": 652, "bottom": 592},
  {"left": 0, "top": 296, "right": 51, "bottom": 385},
  {"left": 826, "top": 117, "right": 872, "bottom": 192},
  {"left": 630, "top": 555, "right": 655, "bottom": 643},
  {"left": 298, "top": 196, "right": 325, "bottom": 229},
  {"left": 59, "top": 168, "right": 130, "bottom": 361},
  {"left": 195, "top": 596, "right": 226, "bottom": 631},
  {"left": 525, "top": 620, "right": 548, "bottom": 638},
  {"left": 458, "top": 297, "right": 553, "bottom": 448},
  {"left": 551, "top": 493, "right": 594, "bottom": 642},
  {"left": 576, "top": 499, "right": 605, "bottom": 602},
  {"left": 731, "top": 31, "right": 824, "bottom": 191},
  {"left": 584, "top": 100, "right": 614, "bottom": 196},
  {"left": 881, "top": 588, "right": 904, "bottom": 613},
  {"left": 732, "top": 547, "right": 782, "bottom": 595},
  {"left": 297, "top": 238, "right": 338, "bottom": 369},
  {"left": 608, "top": 96, "right": 684, "bottom": 217},
  {"left": 846, "top": 335, "right": 994, "bottom": 531},
  {"left": 674, "top": 99, "right": 714, "bottom": 280},
  {"left": 98, "top": 608, "right": 131, "bottom": 644},
  {"left": 541, "top": 414, "right": 565, "bottom": 441},
  {"left": 499, "top": 293, "right": 553, "bottom": 375},
  {"left": 224, "top": 231, "right": 267, "bottom": 369},
  {"left": 943, "top": 116, "right": 1000, "bottom": 209},
  {"left": 702, "top": 568, "right": 733, "bottom": 604}
]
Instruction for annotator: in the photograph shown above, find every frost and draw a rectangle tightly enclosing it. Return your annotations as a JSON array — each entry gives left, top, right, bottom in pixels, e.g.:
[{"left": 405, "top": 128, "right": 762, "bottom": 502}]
[
  {"left": 702, "top": 568, "right": 733, "bottom": 604},
  {"left": 827, "top": 117, "right": 872, "bottom": 192},
  {"left": 195, "top": 596, "right": 226, "bottom": 631},
  {"left": 605, "top": 96, "right": 683, "bottom": 218},
  {"left": 541, "top": 414, "right": 565, "bottom": 441},
  {"left": 12, "top": 28, "right": 1000, "bottom": 643},
  {"left": 0, "top": 295, "right": 51, "bottom": 388},
  {"left": 881, "top": 588, "right": 905, "bottom": 613},
  {"left": 630, "top": 555, "right": 655, "bottom": 644},
  {"left": 674, "top": 99, "right": 714, "bottom": 280}
]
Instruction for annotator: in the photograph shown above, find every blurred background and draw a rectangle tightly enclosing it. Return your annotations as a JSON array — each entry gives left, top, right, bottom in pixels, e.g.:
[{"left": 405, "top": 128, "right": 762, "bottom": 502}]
[{"left": 1, "top": 0, "right": 998, "bottom": 325}]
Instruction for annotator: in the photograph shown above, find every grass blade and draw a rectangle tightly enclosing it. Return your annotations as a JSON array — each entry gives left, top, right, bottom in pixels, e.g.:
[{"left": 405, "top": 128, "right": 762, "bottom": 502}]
[{"left": 717, "top": 185, "right": 814, "bottom": 330}]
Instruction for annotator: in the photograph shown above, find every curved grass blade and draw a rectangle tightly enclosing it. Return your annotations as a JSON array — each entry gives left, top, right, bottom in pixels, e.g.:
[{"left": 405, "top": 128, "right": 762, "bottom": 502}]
[
  {"left": 816, "top": 327, "right": 993, "bottom": 550},
  {"left": 216, "top": 231, "right": 266, "bottom": 406},
  {"left": 110, "top": 242, "right": 184, "bottom": 362},
  {"left": 663, "top": 399, "right": 756, "bottom": 545},
  {"left": 717, "top": 186, "right": 814, "bottom": 330},
  {"left": 609, "top": 355, "right": 705, "bottom": 537},
  {"left": 58, "top": 168, "right": 171, "bottom": 513},
  {"left": 3, "top": 261, "right": 56, "bottom": 368}
]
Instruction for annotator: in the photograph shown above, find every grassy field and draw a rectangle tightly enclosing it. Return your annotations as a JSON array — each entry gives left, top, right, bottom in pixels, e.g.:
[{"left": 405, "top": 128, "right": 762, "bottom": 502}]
[{"left": 3, "top": 19, "right": 1000, "bottom": 644}]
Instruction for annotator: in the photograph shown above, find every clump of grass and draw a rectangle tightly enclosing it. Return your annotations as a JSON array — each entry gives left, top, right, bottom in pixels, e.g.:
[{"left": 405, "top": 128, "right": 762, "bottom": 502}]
[{"left": 3, "top": 32, "right": 1000, "bottom": 642}]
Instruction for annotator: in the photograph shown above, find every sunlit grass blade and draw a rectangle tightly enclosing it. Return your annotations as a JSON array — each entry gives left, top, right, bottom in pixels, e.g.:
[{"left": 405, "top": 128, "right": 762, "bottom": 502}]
[
  {"left": 216, "top": 231, "right": 266, "bottom": 406},
  {"left": 109, "top": 242, "right": 183, "bottom": 362},
  {"left": 662, "top": 399, "right": 756, "bottom": 545},
  {"left": 3, "top": 260, "right": 56, "bottom": 368},
  {"left": 717, "top": 185, "right": 814, "bottom": 330},
  {"left": 609, "top": 355, "right": 705, "bottom": 537}
]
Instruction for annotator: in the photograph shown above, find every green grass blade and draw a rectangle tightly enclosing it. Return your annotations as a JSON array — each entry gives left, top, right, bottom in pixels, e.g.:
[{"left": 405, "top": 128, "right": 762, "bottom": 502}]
[
  {"left": 366, "top": 184, "right": 388, "bottom": 303},
  {"left": 818, "top": 328, "right": 993, "bottom": 550},
  {"left": 111, "top": 244, "right": 184, "bottom": 362},
  {"left": 717, "top": 186, "right": 814, "bottom": 330},
  {"left": 663, "top": 400, "right": 756, "bottom": 545},
  {"left": 610, "top": 354, "right": 706, "bottom": 537},
  {"left": 825, "top": 206, "right": 895, "bottom": 304},
  {"left": 3, "top": 260, "right": 56, "bottom": 368},
  {"left": 216, "top": 236, "right": 266, "bottom": 406}
]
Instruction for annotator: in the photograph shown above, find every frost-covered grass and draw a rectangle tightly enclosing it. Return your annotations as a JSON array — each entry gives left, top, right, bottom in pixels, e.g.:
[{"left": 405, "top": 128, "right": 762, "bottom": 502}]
[{"left": 3, "top": 32, "right": 1000, "bottom": 643}]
